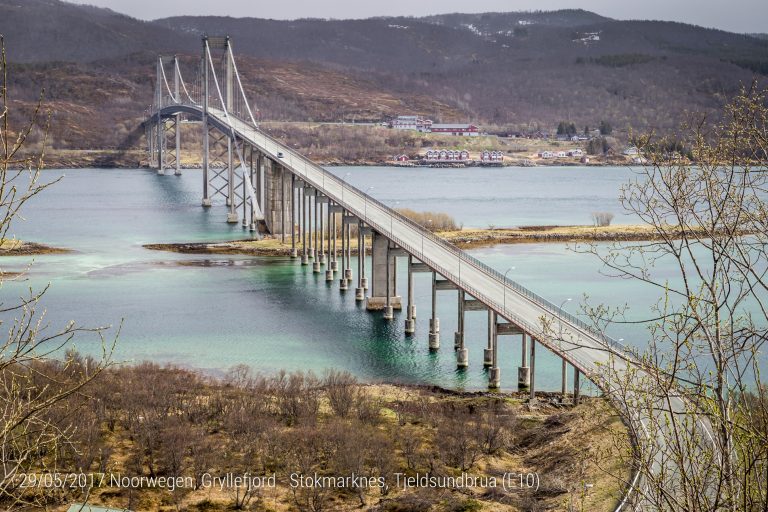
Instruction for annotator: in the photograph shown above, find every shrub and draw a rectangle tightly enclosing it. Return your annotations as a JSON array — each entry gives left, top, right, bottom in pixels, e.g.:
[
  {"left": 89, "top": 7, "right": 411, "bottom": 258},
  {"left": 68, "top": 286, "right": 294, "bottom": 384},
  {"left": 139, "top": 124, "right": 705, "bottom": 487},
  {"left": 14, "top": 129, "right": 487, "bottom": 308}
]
[
  {"left": 591, "top": 212, "right": 614, "bottom": 227},
  {"left": 396, "top": 208, "right": 459, "bottom": 232}
]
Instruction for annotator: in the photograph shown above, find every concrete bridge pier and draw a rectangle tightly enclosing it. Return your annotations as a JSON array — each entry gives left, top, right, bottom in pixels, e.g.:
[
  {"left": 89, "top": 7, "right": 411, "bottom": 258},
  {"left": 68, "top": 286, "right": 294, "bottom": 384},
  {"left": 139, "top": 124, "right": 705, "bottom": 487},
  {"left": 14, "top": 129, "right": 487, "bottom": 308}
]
[
  {"left": 429, "top": 271, "right": 440, "bottom": 350},
  {"left": 339, "top": 211, "right": 348, "bottom": 290},
  {"left": 262, "top": 160, "right": 293, "bottom": 236},
  {"left": 300, "top": 186, "right": 309, "bottom": 265},
  {"left": 325, "top": 202, "right": 334, "bottom": 280},
  {"left": 330, "top": 206, "right": 339, "bottom": 272},
  {"left": 359, "top": 225, "right": 368, "bottom": 291},
  {"left": 455, "top": 289, "right": 465, "bottom": 349},
  {"left": 366, "top": 231, "right": 401, "bottom": 311},
  {"left": 529, "top": 337, "right": 536, "bottom": 401},
  {"left": 383, "top": 243, "right": 394, "bottom": 320},
  {"left": 355, "top": 223, "right": 366, "bottom": 301},
  {"left": 484, "top": 310, "right": 493, "bottom": 366},
  {"left": 404, "top": 255, "right": 415, "bottom": 334},
  {"left": 344, "top": 217, "right": 353, "bottom": 283},
  {"left": 455, "top": 290, "right": 468, "bottom": 368},
  {"left": 305, "top": 187, "right": 314, "bottom": 260},
  {"left": 518, "top": 333, "right": 531, "bottom": 390},
  {"left": 312, "top": 194, "right": 321, "bottom": 273},
  {"left": 488, "top": 311, "right": 500, "bottom": 388},
  {"left": 290, "top": 175, "right": 297, "bottom": 258},
  {"left": 318, "top": 198, "right": 326, "bottom": 265}
]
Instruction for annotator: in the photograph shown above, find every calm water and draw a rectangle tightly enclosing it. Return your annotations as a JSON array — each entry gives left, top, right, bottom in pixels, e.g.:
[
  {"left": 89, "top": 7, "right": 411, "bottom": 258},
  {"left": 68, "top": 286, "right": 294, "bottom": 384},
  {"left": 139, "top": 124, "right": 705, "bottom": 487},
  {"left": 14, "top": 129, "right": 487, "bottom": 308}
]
[{"left": 1, "top": 166, "right": 659, "bottom": 391}]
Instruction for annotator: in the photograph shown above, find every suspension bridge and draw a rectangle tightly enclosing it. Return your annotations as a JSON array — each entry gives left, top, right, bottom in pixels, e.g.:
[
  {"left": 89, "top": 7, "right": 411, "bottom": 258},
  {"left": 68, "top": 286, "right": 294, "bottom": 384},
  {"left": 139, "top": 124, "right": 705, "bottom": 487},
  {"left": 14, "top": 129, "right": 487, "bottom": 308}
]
[{"left": 144, "top": 36, "right": 715, "bottom": 511}]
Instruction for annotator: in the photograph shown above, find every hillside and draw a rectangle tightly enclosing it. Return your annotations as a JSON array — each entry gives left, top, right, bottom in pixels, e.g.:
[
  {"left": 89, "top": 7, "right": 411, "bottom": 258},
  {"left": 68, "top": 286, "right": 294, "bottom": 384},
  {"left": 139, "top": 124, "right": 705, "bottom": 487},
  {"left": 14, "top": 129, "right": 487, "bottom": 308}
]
[{"left": 1, "top": 0, "right": 767, "bottom": 156}]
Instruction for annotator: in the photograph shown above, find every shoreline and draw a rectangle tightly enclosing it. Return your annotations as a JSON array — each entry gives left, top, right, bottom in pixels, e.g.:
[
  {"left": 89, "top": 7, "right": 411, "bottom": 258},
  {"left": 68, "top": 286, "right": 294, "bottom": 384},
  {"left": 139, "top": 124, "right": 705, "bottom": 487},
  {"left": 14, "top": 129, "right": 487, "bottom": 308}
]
[
  {"left": 22, "top": 149, "right": 631, "bottom": 169},
  {"left": 0, "top": 240, "right": 70, "bottom": 256},
  {"left": 143, "top": 224, "right": 678, "bottom": 256}
]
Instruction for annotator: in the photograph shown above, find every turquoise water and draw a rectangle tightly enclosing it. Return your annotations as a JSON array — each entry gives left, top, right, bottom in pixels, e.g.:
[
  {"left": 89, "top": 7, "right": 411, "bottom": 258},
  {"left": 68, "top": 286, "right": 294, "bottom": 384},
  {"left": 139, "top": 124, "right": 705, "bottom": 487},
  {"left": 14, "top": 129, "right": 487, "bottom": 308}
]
[{"left": 1, "top": 166, "right": 659, "bottom": 391}]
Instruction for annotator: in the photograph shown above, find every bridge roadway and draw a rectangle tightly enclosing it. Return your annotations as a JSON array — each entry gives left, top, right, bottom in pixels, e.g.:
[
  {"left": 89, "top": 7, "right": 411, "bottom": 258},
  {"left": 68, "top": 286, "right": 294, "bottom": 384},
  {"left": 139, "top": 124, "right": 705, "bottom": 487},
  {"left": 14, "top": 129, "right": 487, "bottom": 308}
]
[{"left": 156, "top": 103, "right": 715, "bottom": 509}]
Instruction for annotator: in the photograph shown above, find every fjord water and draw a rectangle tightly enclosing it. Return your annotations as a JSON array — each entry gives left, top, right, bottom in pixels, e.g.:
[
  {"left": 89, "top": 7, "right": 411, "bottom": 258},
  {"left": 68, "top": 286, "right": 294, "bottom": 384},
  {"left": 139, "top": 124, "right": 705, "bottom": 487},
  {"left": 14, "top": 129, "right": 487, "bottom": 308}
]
[{"left": 2, "top": 166, "right": 650, "bottom": 391}]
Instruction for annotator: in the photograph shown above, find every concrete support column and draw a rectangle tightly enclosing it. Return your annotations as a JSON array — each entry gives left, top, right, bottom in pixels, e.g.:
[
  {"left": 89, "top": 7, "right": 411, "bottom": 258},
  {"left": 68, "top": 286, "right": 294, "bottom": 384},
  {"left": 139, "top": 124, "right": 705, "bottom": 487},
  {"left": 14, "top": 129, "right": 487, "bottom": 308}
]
[
  {"left": 529, "top": 337, "right": 536, "bottom": 401},
  {"left": 404, "top": 255, "right": 415, "bottom": 334},
  {"left": 325, "top": 202, "right": 334, "bottom": 281},
  {"left": 429, "top": 271, "right": 440, "bottom": 350},
  {"left": 312, "top": 195, "right": 321, "bottom": 273},
  {"left": 262, "top": 161, "right": 292, "bottom": 235},
  {"left": 339, "top": 211, "right": 348, "bottom": 290},
  {"left": 518, "top": 333, "right": 531, "bottom": 390},
  {"left": 455, "top": 290, "right": 468, "bottom": 368},
  {"left": 355, "top": 223, "right": 365, "bottom": 301},
  {"left": 344, "top": 221, "right": 353, "bottom": 282},
  {"left": 573, "top": 369, "right": 581, "bottom": 404},
  {"left": 455, "top": 289, "right": 464, "bottom": 349},
  {"left": 488, "top": 311, "right": 500, "bottom": 388},
  {"left": 280, "top": 170, "right": 286, "bottom": 242},
  {"left": 383, "top": 242, "right": 394, "bottom": 320},
  {"left": 360, "top": 229, "right": 368, "bottom": 290},
  {"left": 319, "top": 200, "right": 325, "bottom": 265},
  {"left": 290, "top": 175, "right": 297, "bottom": 258},
  {"left": 366, "top": 231, "right": 400, "bottom": 310},
  {"left": 300, "top": 186, "right": 308, "bottom": 265},
  {"left": 307, "top": 190, "right": 314, "bottom": 259},
  {"left": 331, "top": 209, "right": 338, "bottom": 271},
  {"left": 484, "top": 310, "right": 493, "bottom": 366}
]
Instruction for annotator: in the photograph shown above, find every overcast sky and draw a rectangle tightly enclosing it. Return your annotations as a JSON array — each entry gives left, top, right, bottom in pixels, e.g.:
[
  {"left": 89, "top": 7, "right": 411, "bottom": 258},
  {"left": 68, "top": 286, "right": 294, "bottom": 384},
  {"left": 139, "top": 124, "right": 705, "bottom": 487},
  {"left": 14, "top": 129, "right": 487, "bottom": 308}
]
[{"left": 68, "top": 0, "right": 767, "bottom": 33}]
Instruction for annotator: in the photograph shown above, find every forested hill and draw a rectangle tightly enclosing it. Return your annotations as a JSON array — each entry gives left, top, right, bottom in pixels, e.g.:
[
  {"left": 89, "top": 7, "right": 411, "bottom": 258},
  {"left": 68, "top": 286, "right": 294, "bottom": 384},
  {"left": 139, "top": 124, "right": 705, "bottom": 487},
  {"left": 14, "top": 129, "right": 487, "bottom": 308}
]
[{"left": 1, "top": 0, "right": 767, "bottom": 150}]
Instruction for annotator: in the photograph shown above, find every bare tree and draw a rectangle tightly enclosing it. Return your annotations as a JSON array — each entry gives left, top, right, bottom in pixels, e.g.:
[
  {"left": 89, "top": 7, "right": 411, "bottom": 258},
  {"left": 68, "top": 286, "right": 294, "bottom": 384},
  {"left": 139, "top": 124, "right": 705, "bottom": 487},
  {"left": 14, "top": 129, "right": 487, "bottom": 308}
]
[
  {"left": 0, "top": 37, "right": 116, "bottom": 510},
  {"left": 581, "top": 82, "right": 768, "bottom": 511}
]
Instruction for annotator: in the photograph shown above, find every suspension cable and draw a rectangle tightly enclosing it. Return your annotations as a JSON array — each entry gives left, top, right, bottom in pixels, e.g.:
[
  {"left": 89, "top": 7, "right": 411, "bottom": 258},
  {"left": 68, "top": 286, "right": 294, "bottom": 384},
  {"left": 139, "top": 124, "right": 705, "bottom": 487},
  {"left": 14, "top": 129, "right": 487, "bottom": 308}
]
[
  {"left": 227, "top": 44, "right": 259, "bottom": 127},
  {"left": 158, "top": 59, "right": 178, "bottom": 104},
  {"left": 205, "top": 41, "right": 263, "bottom": 219},
  {"left": 175, "top": 58, "right": 200, "bottom": 106}
]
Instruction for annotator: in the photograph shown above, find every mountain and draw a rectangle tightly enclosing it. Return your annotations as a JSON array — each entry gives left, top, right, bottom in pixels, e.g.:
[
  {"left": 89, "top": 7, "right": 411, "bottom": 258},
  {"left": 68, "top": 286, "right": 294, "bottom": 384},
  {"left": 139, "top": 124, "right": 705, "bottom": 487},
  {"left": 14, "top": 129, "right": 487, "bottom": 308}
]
[
  {"left": 1, "top": 0, "right": 767, "bottom": 153},
  {"left": 0, "top": 0, "right": 196, "bottom": 62}
]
